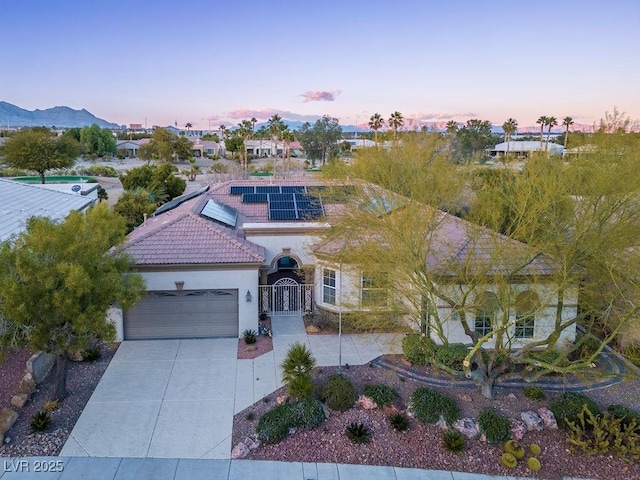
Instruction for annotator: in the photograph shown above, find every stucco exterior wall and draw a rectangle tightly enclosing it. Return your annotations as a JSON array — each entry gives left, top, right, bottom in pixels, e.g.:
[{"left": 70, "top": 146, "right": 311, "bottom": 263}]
[{"left": 245, "top": 232, "right": 320, "bottom": 270}]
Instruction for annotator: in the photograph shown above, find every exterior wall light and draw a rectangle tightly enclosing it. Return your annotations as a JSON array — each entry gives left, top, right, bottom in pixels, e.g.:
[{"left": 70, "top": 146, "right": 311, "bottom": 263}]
[{"left": 246, "top": 290, "right": 252, "bottom": 302}]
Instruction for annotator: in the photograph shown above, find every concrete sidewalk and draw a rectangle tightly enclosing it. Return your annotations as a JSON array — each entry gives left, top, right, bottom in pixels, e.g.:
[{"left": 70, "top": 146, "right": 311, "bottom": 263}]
[{"left": 0, "top": 457, "right": 593, "bottom": 480}]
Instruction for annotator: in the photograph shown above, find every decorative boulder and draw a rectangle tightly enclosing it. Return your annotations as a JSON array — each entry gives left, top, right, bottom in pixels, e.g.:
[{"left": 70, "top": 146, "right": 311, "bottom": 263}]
[
  {"left": 17, "top": 373, "right": 36, "bottom": 396},
  {"left": 537, "top": 407, "right": 558, "bottom": 429},
  {"left": 0, "top": 408, "right": 18, "bottom": 435},
  {"left": 231, "top": 442, "right": 250, "bottom": 459},
  {"left": 435, "top": 415, "right": 449, "bottom": 431},
  {"left": 10, "top": 394, "right": 28, "bottom": 409},
  {"left": 305, "top": 325, "right": 321, "bottom": 334},
  {"left": 511, "top": 419, "right": 527, "bottom": 440},
  {"left": 356, "top": 395, "right": 377, "bottom": 410},
  {"left": 453, "top": 418, "right": 479, "bottom": 439},
  {"left": 276, "top": 395, "right": 289, "bottom": 405},
  {"left": 244, "top": 435, "right": 260, "bottom": 451},
  {"left": 521, "top": 411, "right": 544, "bottom": 431}
]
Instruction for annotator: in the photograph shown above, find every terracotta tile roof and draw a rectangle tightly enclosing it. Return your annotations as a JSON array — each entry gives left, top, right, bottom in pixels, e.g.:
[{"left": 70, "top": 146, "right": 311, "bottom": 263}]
[{"left": 123, "top": 198, "right": 264, "bottom": 266}]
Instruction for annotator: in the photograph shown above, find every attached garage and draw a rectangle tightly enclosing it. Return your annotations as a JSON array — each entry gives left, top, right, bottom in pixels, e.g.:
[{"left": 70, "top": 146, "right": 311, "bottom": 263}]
[{"left": 124, "top": 289, "right": 239, "bottom": 340}]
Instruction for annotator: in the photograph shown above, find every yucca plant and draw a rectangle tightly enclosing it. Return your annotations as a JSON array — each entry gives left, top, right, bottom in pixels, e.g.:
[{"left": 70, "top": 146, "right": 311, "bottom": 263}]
[
  {"left": 82, "top": 345, "right": 102, "bottom": 362},
  {"left": 243, "top": 329, "right": 258, "bottom": 345},
  {"left": 389, "top": 412, "right": 410, "bottom": 432},
  {"left": 30, "top": 411, "right": 52, "bottom": 433},
  {"left": 345, "top": 422, "right": 371, "bottom": 444},
  {"left": 442, "top": 429, "right": 465, "bottom": 453}
]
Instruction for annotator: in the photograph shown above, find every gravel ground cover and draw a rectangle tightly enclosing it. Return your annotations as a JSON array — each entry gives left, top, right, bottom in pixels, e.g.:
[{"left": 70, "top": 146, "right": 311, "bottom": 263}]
[
  {"left": 233, "top": 356, "right": 640, "bottom": 480},
  {"left": 0, "top": 344, "right": 117, "bottom": 457}
]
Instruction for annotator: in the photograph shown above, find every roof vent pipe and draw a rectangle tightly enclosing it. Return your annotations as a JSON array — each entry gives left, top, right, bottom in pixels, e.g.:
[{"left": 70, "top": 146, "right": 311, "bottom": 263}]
[{"left": 143, "top": 213, "right": 148, "bottom": 226}]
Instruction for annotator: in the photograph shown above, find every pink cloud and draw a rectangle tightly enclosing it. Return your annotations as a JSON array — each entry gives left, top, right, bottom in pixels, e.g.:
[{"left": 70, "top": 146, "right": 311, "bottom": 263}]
[{"left": 300, "top": 90, "right": 342, "bottom": 102}]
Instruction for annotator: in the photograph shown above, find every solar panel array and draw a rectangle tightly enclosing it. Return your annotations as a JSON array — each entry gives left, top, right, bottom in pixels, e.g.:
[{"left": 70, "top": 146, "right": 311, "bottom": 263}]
[{"left": 229, "top": 185, "right": 333, "bottom": 221}]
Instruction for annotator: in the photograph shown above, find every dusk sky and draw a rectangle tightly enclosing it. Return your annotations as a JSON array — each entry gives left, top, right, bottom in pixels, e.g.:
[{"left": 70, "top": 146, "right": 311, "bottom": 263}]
[{"left": 2, "top": 0, "right": 639, "bottom": 129}]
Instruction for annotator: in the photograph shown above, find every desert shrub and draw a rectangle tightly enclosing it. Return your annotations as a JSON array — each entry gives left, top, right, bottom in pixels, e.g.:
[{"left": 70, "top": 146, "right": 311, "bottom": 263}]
[
  {"left": 345, "top": 422, "right": 371, "bottom": 444},
  {"left": 82, "top": 164, "right": 119, "bottom": 177},
  {"left": 256, "top": 398, "right": 325, "bottom": 444},
  {"left": 363, "top": 384, "right": 396, "bottom": 408},
  {"left": 321, "top": 374, "right": 357, "bottom": 411},
  {"left": 410, "top": 387, "right": 460, "bottom": 425},
  {"left": 0, "top": 167, "right": 30, "bottom": 177},
  {"left": 607, "top": 404, "right": 640, "bottom": 431},
  {"left": 523, "top": 386, "right": 546, "bottom": 400},
  {"left": 30, "top": 411, "right": 52, "bottom": 433},
  {"left": 527, "top": 348, "right": 570, "bottom": 368},
  {"left": 389, "top": 412, "right": 410, "bottom": 432},
  {"left": 402, "top": 334, "right": 435, "bottom": 366},
  {"left": 566, "top": 405, "right": 640, "bottom": 464},
  {"left": 242, "top": 329, "right": 257, "bottom": 344},
  {"left": 245, "top": 412, "right": 255, "bottom": 421},
  {"left": 42, "top": 400, "right": 59, "bottom": 412},
  {"left": 210, "top": 163, "right": 228, "bottom": 173},
  {"left": 435, "top": 343, "right": 468, "bottom": 371},
  {"left": 550, "top": 392, "right": 601, "bottom": 431},
  {"left": 287, "top": 375, "right": 314, "bottom": 401},
  {"left": 478, "top": 408, "right": 511, "bottom": 443},
  {"left": 82, "top": 345, "right": 102, "bottom": 362},
  {"left": 441, "top": 429, "right": 465, "bottom": 453},
  {"left": 575, "top": 334, "right": 602, "bottom": 360},
  {"left": 622, "top": 344, "right": 640, "bottom": 368}
]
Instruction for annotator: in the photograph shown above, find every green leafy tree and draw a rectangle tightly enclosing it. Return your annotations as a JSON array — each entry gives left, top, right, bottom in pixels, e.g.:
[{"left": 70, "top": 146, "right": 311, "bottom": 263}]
[
  {"left": 445, "top": 121, "right": 458, "bottom": 135},
  {"left": 173, "top": 136, "right": 193, "bottom": 162},
  {"left": 0, "top": 128, "right": 80, "bottom": 183},
  {"left": 138, "top": 128, "right": 180, "bottom": 163},
  {"left": 323, "top": 132, "right": 640, "bottom": 399},
  {"left": 454, "top": 119, "right": 495, "bottom": 161},
  {"left": 224, "top": 135, "right": 245, "bottom": 160},
  {"left": 0, "top": 204, "right": 146, "bottom": 400},
  {"left": 79, "top": 124, "right": 117, "bottom": 156},
  {"left": 120, "top": 164, "right": 186, "bottom": 201},
  {"left": 298, "top": 115, "right": 342, "bottom": 166},
  {"left": 113, "top": 189, "right": 159, "bottom": 232}
]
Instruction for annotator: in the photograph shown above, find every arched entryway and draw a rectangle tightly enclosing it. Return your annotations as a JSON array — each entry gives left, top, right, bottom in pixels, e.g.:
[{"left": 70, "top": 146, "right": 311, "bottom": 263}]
[{"left": 260, "top": 255, "right": 313, "bottom": 315}]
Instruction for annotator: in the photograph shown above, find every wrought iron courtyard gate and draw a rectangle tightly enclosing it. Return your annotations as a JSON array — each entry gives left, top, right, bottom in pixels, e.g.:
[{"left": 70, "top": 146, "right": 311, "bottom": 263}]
[{"left": 260, "top": 278, "right": 313, "bottom": 315}]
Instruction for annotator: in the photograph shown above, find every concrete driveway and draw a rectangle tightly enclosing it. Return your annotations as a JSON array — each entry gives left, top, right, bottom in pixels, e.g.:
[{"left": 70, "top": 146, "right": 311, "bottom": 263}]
[{"left": 61, "top": 316, "right": 403, "bottom": 460}]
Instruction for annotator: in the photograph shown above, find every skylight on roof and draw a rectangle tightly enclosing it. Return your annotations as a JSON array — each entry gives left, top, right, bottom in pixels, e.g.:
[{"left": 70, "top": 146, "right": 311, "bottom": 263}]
[{"left": 200, "top": 199, "right": 238, "bottom": 228}]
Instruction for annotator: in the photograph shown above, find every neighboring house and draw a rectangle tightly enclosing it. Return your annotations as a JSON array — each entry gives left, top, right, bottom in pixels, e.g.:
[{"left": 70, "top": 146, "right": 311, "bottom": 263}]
[
  {"left": 341, "top": 138, "right": 376, "bottom": 151},
  {"left": 114, "top": 179, "right": 577, "bottom": 347},
  {"left": 190, "top": 139, "right": 222, "bottom": 158},
  {"left": 115, "top": 139, "right": 150, "bottom": 158},
  {"left": 488, "top": 141, "right": 564, "bottom": 158},
  {"left": 0, "top": 178, "right": 96, "bottom": 242}
]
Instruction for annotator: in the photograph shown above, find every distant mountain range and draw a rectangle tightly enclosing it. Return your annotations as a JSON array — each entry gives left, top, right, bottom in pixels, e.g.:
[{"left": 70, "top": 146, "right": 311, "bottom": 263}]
[{"left": 0, "top": 102, "right": 121, "bottom": 129}]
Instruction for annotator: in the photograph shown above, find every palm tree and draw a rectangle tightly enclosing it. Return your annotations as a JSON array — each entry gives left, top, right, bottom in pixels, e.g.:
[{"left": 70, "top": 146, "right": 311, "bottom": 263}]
[
  {"left": 268, "top": 114, "right": 285, "bottom": 162},
  {"left": 562, "top": 116, "right": 574, "bottom": 150},
  {"left": 250, "top": 117, "right": 257, "bottom": 134},
  {"left": 219, "top": 124, "right": 228, "bottom": 140},
  {"left": 546, "top": 116, "right": 558, "bottom": 153},
  {"left": 536, "top": 116, "right": 548, "bottom": 149},
  {"left": 184, "top": 122, "right": 193, "bottom": 132},
  {"left": 445, "top": 120, "right": 458, "bottom": 135},
  {"left": 368, "top": 113, "right": 384, "bottom": 145},
  {"left": 281, "top": 128, "right": 295, "bottom": 178},
  {"left": 237, "top": 119, "right": 254, "bottom": 170},
  {"left": 502, "top": 118, "right": 518, "bottom": 160},
  {"left": 388, "top": 111, "right": 404, "bottom": 140}
]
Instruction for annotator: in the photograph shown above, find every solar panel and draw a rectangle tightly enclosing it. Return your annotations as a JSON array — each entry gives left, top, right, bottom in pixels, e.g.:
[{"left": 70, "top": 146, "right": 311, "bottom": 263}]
[
  {"left": 270, "top": 200, "right": 295, "bottom": 210},
  {"left": 256, "top": 186, "right": 281, "bottom": 194},
  {"left": 281, "top": 185, "right": 306, "bottom": 194},
  {"left": 269, "top": 209, "right": 298, "bottom": 220},
  {"left": 200, "top": 199, "right": 238, "bottom": 228},
  {"left": 268, "top": 193, "right": 294, "bottom": 202},
  {"left": 230, "top": 186, "right": 255, "bottom": 195},
  {"left": 242, "top": 193, "right": 268, "bottom": 203}
]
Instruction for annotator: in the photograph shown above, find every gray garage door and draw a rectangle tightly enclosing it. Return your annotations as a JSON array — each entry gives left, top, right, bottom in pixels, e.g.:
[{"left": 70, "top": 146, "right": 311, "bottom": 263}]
[{"left": 124, "top": 289, "right": 239, "bottom": 340}]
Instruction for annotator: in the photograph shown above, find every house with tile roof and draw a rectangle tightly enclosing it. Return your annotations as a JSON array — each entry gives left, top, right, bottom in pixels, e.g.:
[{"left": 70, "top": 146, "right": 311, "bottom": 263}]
[
  {"left": 0, "top": 178, "right": 96, "bottom": 243},
  {"left": 114, "top": 179, "right": 577, "bottom": 346}
]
